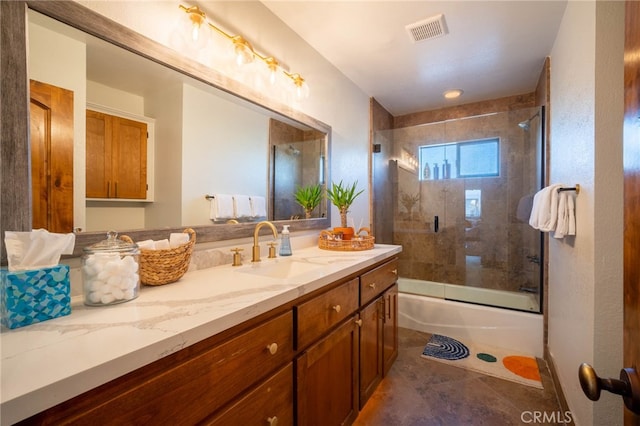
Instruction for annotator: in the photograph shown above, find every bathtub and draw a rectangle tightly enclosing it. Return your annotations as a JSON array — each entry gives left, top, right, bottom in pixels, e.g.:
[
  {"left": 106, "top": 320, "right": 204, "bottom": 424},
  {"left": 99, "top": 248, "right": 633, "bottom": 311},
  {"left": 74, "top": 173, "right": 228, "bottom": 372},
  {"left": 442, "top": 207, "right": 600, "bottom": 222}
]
[{"left": 398, "top": 278, "right": 544, "bottom": 358}]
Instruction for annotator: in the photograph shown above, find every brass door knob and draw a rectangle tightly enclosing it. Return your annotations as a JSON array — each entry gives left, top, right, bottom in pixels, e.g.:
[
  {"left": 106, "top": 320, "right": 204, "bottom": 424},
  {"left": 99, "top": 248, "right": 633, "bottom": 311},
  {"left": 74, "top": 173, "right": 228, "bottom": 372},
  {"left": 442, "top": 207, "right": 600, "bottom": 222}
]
[
  {"left": 267, "top": 416, "right": 278, "bottom": 426},
  {"left": 355, "top": 319, "right": 363, "bottom": 327},
  {"left": 578, "top": 363, "right": 640, "bottom": 414},
  {"left": 332, "top": 305, "right": 341, "bottom": 313}
]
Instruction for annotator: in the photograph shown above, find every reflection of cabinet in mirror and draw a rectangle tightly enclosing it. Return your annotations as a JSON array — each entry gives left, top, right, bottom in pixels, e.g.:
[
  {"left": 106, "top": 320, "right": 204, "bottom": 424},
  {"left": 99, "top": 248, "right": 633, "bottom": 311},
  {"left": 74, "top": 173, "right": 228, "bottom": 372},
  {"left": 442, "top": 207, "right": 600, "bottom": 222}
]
[
  {"left": 30, "top": 79, "right": 74, "bottom": 233},
  {"left": 86, "top": 109, "right": 148, "bottom": 200}
]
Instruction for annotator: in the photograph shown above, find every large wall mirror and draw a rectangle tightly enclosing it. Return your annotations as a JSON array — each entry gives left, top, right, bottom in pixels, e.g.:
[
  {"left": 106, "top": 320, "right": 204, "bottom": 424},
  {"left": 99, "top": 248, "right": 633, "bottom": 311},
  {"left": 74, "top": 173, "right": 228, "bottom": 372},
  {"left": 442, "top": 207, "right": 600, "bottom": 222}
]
[{"left": 0, "top": 1, "right": 331, "bottom": 260}]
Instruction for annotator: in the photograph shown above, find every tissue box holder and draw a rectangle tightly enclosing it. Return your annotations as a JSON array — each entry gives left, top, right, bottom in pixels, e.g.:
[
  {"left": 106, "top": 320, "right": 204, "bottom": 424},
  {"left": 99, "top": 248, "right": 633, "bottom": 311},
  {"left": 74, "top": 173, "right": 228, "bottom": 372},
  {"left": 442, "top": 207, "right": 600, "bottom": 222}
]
[{"left": 1, "top": 264, "right": 71, "bottom": 329}]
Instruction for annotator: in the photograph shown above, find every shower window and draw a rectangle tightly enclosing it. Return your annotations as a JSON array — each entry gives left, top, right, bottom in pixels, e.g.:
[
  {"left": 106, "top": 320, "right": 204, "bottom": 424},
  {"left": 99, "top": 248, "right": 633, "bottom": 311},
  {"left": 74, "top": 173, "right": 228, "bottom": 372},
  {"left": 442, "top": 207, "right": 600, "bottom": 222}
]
[{"left": 419, "top": 138, "right": 500, "bottom": 180}]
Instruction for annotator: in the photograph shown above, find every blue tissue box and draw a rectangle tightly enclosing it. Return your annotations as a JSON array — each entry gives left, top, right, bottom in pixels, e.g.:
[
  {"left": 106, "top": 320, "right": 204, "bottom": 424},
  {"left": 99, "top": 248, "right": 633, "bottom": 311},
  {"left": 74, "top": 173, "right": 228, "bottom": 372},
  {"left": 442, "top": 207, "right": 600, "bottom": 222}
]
[{"left": 1, "top": 264, "right": 71, "bottom": 329}]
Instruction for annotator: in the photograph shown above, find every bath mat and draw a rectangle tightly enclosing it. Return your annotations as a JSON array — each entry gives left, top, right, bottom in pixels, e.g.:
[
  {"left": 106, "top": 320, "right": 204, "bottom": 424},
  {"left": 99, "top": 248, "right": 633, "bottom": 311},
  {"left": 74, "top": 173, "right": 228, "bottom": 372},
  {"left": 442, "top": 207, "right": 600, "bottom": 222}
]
[{"left": 421, "top": 334, "right": 543, "bottom": 389}]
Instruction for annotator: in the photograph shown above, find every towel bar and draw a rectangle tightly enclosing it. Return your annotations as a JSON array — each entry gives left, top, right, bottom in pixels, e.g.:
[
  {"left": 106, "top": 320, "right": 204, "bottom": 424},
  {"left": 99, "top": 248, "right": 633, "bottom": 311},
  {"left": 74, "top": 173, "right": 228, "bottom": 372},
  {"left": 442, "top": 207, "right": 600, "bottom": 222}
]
[{"left": 558, "top": 184, "right": 580, "bottom": 194}]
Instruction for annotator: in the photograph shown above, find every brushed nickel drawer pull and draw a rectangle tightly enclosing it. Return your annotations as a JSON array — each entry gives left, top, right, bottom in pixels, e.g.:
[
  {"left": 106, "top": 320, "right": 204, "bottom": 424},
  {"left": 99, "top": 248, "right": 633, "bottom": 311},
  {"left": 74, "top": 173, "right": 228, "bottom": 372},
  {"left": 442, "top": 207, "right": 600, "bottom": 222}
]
[
  {"left": 332, "top": 304, "right": 341, "bottom": 313},
  {"left": 266, "top": 343, "right": 278, "bottom": 355},
  {"left": 267, "top": 416, "right": 279, "bottom": 426}
]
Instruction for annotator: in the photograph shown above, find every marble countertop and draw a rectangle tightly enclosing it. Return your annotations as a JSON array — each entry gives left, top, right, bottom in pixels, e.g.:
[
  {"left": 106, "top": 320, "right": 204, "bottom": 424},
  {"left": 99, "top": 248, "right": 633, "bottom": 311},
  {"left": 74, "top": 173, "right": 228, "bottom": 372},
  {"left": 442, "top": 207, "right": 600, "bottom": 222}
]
[{"left": 0, "top": 244, "right": 401, "bottom": 425}]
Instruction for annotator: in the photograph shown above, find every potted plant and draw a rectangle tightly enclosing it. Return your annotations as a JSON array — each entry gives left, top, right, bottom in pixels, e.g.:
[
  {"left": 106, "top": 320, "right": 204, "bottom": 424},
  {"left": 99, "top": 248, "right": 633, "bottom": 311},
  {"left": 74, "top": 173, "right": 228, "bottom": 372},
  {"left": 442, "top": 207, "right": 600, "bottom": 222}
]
[
  {"left": 294, "top": 183, "right": 323, "bottom": 219},
  {"left": 326, "top": 180, "right": 364, "bottom": 240}
]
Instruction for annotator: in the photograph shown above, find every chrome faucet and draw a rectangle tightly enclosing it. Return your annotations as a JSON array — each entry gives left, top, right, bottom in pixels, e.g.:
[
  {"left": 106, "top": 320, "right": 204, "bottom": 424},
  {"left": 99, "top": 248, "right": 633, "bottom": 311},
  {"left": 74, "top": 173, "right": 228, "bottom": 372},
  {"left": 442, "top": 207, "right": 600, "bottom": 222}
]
[{"left": 252, "top": 221, "right": 279, "bottom": 262}]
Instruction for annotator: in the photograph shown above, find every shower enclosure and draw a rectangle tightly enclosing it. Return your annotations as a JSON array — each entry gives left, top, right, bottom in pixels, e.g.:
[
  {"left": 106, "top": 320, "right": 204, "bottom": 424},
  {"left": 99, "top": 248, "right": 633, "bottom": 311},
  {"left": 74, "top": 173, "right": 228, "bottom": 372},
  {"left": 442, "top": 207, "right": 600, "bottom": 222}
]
[{"left": 374, "top": 107, "right": 544, "bottom": 313}]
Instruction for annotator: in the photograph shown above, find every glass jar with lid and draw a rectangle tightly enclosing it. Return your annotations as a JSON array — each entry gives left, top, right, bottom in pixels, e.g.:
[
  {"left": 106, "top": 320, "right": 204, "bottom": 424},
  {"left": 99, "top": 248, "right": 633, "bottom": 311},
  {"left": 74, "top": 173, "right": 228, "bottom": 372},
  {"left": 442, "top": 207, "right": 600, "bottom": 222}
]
[{"left": 82, "top": 230, "right": 140, "bottom": 306}]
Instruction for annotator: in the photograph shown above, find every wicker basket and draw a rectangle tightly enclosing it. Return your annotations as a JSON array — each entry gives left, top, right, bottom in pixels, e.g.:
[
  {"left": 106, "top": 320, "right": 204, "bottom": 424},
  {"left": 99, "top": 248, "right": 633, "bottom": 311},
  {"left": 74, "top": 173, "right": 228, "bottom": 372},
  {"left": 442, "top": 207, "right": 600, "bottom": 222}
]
[
  {"left": 122, "top": 228, "right": 196, "bottom": 286},
  {"left": 318, "top": 227, "right": 375, "bottom": 251}
]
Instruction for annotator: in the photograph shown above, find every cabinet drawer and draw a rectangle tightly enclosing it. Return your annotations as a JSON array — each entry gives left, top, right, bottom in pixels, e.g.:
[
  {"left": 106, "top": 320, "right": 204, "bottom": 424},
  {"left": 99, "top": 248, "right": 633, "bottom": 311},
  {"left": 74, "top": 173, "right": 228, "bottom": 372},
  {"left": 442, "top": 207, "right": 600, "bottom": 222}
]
[
  {"left": 202, "top": 363, "right": 294, "bottom": 426},
  {"left": 296, "top": 278, "right": 359, "bottom": 350},
  {"left": 360, "top": 258, "right": 398, "bottom": 306},
  {"left": 34, "top": 310, "right": 295, "bottom": 425}
]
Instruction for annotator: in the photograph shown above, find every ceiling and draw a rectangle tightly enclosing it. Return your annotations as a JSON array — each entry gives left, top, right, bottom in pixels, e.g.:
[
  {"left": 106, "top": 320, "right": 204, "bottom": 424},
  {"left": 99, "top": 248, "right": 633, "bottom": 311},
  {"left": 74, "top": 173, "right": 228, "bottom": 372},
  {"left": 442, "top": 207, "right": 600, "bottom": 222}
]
[{"left": 261, "top": 1, "right": 568, "bottom": 116}]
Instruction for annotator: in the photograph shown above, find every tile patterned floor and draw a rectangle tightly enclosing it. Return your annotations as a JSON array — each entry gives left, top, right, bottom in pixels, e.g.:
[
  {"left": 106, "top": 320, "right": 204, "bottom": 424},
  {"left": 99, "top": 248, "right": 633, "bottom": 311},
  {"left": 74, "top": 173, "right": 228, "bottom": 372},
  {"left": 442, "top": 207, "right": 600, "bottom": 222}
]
[{"left": 354, "top": 328, "right": 567, "bottom": 426}]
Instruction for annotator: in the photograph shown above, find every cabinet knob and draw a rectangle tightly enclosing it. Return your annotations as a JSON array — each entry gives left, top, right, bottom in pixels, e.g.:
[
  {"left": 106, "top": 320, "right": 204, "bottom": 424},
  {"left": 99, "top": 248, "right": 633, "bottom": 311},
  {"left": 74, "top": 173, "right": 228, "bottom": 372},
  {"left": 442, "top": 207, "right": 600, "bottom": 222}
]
[
  {"left": 332, "top": 305, "right": 341, "bottom": 313},
  {"left": 266, "top": 343, "right": 278, "bottom": 355},
  {"left": 267, "top": 416, "right": 279, "bottom": 426},
  {"left": 369, "top": 282, "right": 376, "bottom": 289},
  {"left": 355, "top": 319, "right": 363, "bottom": 327},
  {"left": 392, "top": 269, "right": 398, "bottom": 275}
]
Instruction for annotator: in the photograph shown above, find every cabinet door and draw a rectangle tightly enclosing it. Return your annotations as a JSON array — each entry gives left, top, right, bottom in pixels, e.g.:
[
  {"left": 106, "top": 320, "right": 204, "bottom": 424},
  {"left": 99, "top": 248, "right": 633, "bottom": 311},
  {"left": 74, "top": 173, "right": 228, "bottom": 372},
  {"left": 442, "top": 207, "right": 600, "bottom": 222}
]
[
  {"left": 359, "top": 297, "right": 383, "bottom": 409},
  {"left": 296, "top": 317, "right": 359, "bottom": 426},
  {"left": 86, "top": 110, "right": 147, "bottom": 199},
  {"left": 86, "top": 110, "right": 112, "bottom": 198},
  {"left": 383, "top": 283, "right": 398, "bottom": 375},
  {"left": 112, "top": 116, "right": 147, "bottom": 199}
]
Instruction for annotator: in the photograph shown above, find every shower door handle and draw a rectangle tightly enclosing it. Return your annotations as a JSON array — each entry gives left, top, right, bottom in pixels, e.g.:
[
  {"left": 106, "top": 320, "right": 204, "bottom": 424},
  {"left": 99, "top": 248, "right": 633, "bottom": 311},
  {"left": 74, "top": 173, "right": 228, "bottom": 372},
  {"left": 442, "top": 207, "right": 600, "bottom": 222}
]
[{"left": 434, "top": 216, "right": 439, "bottom": 233}]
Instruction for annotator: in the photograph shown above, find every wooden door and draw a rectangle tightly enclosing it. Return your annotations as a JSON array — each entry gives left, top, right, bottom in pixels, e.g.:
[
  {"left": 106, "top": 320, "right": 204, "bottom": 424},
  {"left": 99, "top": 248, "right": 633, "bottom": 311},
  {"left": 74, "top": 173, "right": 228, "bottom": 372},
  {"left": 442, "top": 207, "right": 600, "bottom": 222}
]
[
  {"left": 296, "top": 317, "right": 359, "bottom": 426},
  {"left": 383, "top": 283, "right": 399, "bottom": 375},
  {"left": 623, "top": 1, "right": 640, "bottom": 424},
  {"left": 29, "top": 80, "right": 74, "bottom": 233},
  {"left": 359, "top": 297, "right": 383, "bottom": 409}
]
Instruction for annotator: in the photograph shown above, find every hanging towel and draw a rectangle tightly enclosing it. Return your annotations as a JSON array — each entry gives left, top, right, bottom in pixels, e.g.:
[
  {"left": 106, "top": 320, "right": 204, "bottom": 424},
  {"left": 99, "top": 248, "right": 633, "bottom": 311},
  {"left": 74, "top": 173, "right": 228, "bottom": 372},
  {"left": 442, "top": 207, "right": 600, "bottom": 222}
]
[
  {"left": 250, "top": 195, "right": 267, "bottom": 218},
  {"left": 529, "top": 184, "right": 564, "bottom": 231},
  {"left": 553, "top": 191, "right": 576, "bottom": 239},
  {"left": 210, "top": 194, "right": 235, "bottom": 220},
  {"left": 233, "top": 195, "right": 252, "bottom": 218},
  {"left": 516, "top": 194, "right": 534, "bottom": 222}
]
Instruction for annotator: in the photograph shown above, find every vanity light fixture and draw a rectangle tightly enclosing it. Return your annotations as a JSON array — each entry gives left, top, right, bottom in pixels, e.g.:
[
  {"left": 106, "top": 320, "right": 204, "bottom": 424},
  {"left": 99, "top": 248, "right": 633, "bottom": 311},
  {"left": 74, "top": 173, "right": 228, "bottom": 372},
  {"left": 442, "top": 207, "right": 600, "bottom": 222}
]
[
  {"left": 179, "top": 4, "right": 308, "bottom": 99},
  {"left": 443, "top": 89, "right": 463, "bottom": 99}
]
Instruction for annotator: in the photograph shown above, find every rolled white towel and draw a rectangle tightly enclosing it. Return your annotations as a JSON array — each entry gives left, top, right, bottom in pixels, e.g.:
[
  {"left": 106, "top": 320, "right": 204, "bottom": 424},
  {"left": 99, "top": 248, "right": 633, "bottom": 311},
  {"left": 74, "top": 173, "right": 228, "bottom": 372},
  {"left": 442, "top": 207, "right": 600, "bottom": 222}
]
[{"left": 169, "top": 232, "right": 190, "bottom": 248}]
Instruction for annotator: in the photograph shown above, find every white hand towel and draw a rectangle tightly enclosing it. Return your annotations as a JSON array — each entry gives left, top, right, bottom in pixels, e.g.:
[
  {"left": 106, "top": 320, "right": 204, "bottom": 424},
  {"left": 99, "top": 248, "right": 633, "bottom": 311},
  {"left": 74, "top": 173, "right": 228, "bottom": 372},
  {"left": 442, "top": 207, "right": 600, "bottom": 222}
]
[
  {"left": 567, "top": 194, "right": 576, "bottom": 236},
  {"left": 250, "top": 195, "right": 267, "bottom": 217},
  {"left": 169, "top": 232, "right": 190, "bottom": 248},
  {"left": 210, "top": 194, "right": 234, "bottom": 220},
  {"left": 529, "top": 184, "right": 564, "bottom": 231},
  {"left": 554, "top": 192, "right": 569, "bottom": 238},
  {"left": 233, "top": 195, "right": 252, "bottom": 218}
]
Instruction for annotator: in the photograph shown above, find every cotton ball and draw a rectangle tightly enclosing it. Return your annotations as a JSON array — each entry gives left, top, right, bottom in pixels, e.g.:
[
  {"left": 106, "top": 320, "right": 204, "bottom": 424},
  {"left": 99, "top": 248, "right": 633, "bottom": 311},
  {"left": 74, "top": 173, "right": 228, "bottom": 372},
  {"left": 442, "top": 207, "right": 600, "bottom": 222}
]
[
  {"left": 88, "top": 291, "right": 102, "bottom": 304},
  {"left": 107, "top": 275, "right": 122, "bottom": 287},
  {"left": 85, "top": 255, "right": 97, "bottom": 266},
  {"left": 123, "top": 289, "right": 135, "bottom": 300},
  {"left": 100, "top": 293, "right": 115, "bottom": 304},
  {"left": 89, "top": 279, "right": 106, "bottom": 292},
  {"left": 112, "top": 287, "right": 125, "bottom": 300},
  {"left": 83, "top": 264, "right": 97, "bottom": 277},
  {"left": 97, "top": 269, "right": 111, "bottom": 281},
  {"left": 104, "top": 260, "right": 121, "bottom": 274}
]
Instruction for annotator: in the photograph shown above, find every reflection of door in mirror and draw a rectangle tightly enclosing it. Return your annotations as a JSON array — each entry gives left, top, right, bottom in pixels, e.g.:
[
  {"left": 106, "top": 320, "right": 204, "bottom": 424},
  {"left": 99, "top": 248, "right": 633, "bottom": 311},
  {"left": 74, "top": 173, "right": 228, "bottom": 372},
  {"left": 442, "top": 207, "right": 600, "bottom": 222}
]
[
  {"left": 30, "top": 80, "right": 74, "bottom": 233},
  {"left": 270, "top": 119, "right": 327, "bottom": 221}
]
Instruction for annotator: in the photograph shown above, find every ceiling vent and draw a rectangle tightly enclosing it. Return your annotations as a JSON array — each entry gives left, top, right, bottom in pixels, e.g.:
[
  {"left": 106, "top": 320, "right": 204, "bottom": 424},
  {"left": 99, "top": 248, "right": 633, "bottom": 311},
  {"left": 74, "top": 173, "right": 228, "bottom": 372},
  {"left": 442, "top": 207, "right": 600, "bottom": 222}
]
[{"left": 406, "top": 14, "right": 448, "bottom": 43}]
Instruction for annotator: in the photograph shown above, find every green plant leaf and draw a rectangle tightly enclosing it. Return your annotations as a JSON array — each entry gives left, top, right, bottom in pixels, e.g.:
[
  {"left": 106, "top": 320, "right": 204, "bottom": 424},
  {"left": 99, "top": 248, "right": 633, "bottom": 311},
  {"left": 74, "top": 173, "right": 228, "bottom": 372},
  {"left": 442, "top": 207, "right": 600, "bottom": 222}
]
[{"left": 294, "top": 183, "right": 323, "bottom": 211}]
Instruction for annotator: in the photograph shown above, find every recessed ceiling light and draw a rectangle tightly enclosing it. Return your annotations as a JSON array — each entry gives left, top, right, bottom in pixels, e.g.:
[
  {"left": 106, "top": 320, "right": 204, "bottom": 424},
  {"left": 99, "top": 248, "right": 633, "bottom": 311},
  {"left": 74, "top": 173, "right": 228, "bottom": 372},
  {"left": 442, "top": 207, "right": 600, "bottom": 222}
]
[{"left": 443, "top": 89, "right": 463, "bottom": 99}]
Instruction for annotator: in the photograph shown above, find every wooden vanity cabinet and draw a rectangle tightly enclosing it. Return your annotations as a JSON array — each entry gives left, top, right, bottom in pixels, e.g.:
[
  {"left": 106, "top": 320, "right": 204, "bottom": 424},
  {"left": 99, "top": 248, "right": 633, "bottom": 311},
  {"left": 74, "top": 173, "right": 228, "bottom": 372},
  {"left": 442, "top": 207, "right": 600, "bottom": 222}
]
[
  {"left": 19, "top": 310, "right": 295, "bottom": 425},
  {"left": 86, "top": 109, "right": 147, "bottom": 200},
  {"left": 19, "top": 256, "right": 399, "bottom": 426}
]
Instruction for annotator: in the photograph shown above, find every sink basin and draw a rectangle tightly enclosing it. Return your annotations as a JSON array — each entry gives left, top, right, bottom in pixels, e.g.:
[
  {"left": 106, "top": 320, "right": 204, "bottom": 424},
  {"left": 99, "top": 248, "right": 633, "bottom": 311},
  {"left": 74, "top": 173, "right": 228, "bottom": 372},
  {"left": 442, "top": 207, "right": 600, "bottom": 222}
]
[{"left": 237, "top": 259, "right": 324, "bottom": 280}]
